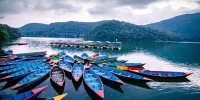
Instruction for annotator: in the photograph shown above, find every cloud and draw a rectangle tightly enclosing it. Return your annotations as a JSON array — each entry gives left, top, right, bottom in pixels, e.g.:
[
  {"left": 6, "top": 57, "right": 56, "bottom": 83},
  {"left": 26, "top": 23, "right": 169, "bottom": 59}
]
[
  {"left": 0, "top": 0, "right": 80, "bottom": 15},
  {"left": 0, "top": 0, "right": 199, "bottom": 27}
]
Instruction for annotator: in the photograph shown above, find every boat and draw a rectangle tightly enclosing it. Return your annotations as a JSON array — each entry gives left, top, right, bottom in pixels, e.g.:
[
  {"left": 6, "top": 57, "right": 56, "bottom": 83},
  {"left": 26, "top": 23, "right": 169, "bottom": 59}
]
[
  {"left": 0, "top": 55, "right": 18, "bottom": 63},
  {"left": 50, "top": 53, "right": 60, "bottom": 64},
  {"left": 0, "top": 62, "right": 46, "bottom": 81},
  {"left": 91, "top": 65, "right": 124, "bottom": 85},
  {"left": 0, "top": 65, "right": 17, "bottom": 72},
  {"left": 71, "top": 63, "right": 84, "bottom": 82},
  {"left": 91, "top": 55, "right": 109, "bottom": 61},
  {"left": 89, "top": 53, "right": 100, "bottom": 58},
  {"left": 73, "top": 55, "right": 85, "bottom": 63},
  {"left": 106, "top": 62, "right": 144, "bottom": 70},
  {"left": 0, "top": 58, "right": 46, "bottom": 66},
  {"left": 2, "top": 86, "right": 47, "bottom": 100},
  {"left": 7, "top": 42, "right": 28, "bottom": 45},
  {"left": 83, "top": 66, "right": 104, "bottom": 98},
  {"left": 130, "top": 70, "right": 193, "bottom": 78},
  {"left": 111, "top": 42, "right": 122, "bottom": 50},
  {"left": 101, "top": 65, "right": 151, "bottom": 82},
  {"left": 50, "top": 67, "right": 65, "bottom": 87},
  {"left": 60, "top": 55, "right": 75, "bottom": 64},
  {"left": 59, "top": 61, "right": 72, "bottom": 73},
  {"left": 111, "top": 60, "right": 128, "bottom": 63},
  {"left": 15, "top": 51, "right": 47, "bottom": 57},
  {"left": 93, "top": 57, "right": 118, "bottom": 64},
  {"left": 12, "top": 66, "right": 51, "bottom": 89},
  {"left": 107, "top": 62, "right": 146, "bottom": 67},
  {"left": 47, "top": 93, "right": 67, "bottom": 100},
  {"left": 81, "top": 53, "right": 89, "bottom": 59},
  {"left": 0, "top": 60, "right": 46, "bottom": 76}
]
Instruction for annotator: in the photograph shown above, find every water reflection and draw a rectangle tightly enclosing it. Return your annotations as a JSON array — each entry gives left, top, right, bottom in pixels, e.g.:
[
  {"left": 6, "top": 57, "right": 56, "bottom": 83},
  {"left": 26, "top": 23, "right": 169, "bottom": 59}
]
[{"left": 1, "top": 37, "right": 200, "bottom": 100}]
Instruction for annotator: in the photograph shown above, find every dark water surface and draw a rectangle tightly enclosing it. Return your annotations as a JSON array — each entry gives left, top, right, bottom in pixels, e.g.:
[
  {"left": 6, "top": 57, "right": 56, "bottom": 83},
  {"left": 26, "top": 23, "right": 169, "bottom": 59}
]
[{"left": 0, "top": 37, "right": 200, "bottom": 100}]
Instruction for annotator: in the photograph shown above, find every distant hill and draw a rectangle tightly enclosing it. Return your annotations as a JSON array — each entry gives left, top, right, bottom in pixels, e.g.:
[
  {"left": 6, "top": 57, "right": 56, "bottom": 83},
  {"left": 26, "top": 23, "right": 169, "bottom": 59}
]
[
  {"left": 0, "top": 24, "right": 21, "bottom": 39},
  {"left": 146, "top": 12, "right": 200, "bottom": 41},
  {"left": 19, "top": 20, "right": 179, "bottom": 41},
  {"left": 0, "top": 24, "right": 21, "bottom": 46},
  {"left": 84, "top": 20, "right": 180, "bottom": 41},
  {"left": 19, "top": 21, "right": 106, "bottom": 37}
]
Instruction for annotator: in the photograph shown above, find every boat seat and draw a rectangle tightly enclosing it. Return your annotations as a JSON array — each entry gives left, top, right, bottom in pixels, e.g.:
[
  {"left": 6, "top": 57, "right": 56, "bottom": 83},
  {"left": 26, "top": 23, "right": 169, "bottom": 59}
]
[
  {"left": 118, "top": 72, "right": 122, "bottom": 75},
  {"left": 98, "top": 72, "right": 105, "bottom": 75},
  {"left": 127, "top": 75, "right": 131, "bottom": 77},
  {"left": 85, "top": 74, "right": 93, "bottom": 76},
  {"left": 89, "top": 83, "right": 100, "bottom": 86},
  {"left": 85, "top": 78, "right": 97, "bottom": 81}
]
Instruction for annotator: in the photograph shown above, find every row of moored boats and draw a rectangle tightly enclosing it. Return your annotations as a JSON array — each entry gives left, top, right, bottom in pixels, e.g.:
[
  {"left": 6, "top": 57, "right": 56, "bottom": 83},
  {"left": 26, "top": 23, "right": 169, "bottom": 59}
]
[{"left": 0, "top": 51, "right": 192, "bottom": 99}]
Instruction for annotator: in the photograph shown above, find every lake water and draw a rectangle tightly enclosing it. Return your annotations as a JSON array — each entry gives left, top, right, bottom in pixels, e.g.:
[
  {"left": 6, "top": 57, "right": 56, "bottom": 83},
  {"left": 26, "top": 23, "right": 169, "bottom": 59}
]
[{"left": 0, "top": 37, "right": 200, "bottom": 100}]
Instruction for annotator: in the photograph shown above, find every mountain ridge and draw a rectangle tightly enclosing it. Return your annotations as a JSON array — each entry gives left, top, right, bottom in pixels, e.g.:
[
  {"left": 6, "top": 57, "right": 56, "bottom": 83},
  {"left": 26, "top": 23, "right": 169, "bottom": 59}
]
[{"left": 145, "top": 12, "right": 200, "bottom": 41}]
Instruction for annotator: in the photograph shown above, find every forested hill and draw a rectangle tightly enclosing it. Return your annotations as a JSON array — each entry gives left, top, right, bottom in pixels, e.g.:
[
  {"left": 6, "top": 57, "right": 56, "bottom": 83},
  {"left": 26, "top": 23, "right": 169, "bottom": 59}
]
[
  {"left": 19, "top": 21, "right": 106, "bottom": 37},
  {"left": 19, "top": 20, "right": 179, "bottom": 41},
  {"left": 84, "top": 20, "right": 180, "bottom": 41},
  {"left": 0, "top": 24, "right": 21, "bottom": 46},
  {"left": 146, "top": 12, "right": 200, "bottom": 41},
  {"left": 0, "top": 24, "right": 21, "bottom": 39}
]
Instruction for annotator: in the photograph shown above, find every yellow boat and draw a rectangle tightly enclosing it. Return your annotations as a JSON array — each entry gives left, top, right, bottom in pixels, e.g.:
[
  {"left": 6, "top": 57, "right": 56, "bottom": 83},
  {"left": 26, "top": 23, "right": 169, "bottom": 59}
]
[
  {"left": 50, "top": 93, "right": 67, "bottom": 100},
  {"left": 116, "top": 66, "right": 128, "bottom": 70},
  {"left": 50, "top": 53, "right": 60, "bottom": 64}
]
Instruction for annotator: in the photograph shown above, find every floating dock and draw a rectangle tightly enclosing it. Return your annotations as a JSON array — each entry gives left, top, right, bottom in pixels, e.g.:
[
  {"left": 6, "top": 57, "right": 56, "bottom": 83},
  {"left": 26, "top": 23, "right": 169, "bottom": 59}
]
[{"left": 50, "top": 41, "right": 122, "bottom": 50}]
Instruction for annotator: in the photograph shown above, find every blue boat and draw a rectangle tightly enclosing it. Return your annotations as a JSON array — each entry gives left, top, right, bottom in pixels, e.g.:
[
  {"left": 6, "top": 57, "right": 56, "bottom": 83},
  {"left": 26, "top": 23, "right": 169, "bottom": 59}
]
[
  {"left": 0, "top": 58, "right": 46, "bottom": 66},
  {"left": 60, "top": 55, "right": 75, "bottom": 64},
  {"left": 107, "top": 62, "right": 146, "bottom": 67},
  {"left": 0, "top": 65, "right": 17, "bottom": 72},
  {"left": 0, "top": 60, "right": 46, "bottom": 76},
  {"left": 15, "top": 51, "right": 47, "bottom": 58},
  {"left": 91, "top": 55, "right": 109, "bottom": 61},
  {"left": 73, "top": 55, "right": 84, "bottom": 63},
  {"left": 12, "top": 66, "right": 51, "bottom": 89},
  {"left": 83, "top": 67, "right": 104, "bottom": 98},
  {"left": 3, "top": 86, "right": 47, "bottom": 100},
  {"left": 130, "top": 70, "right": 193, "bottom": 78},
  {"left": 81, "top": 53, "right": 89, "bottom": 60},
  {"left": 101, "top": 65, "right": 151, "bottom": 82},
  {"left": 0, "top": 62, "right": 46, "bottom": 81},
  {"left": 59, "top": 61, "right": 72, "bottom": 73},
  {"left": 72, "top": 63, "right": 84, "bottom": 82},
  {"left": 91, "top": 65, "right": 124, "bottom": 85},
  {"left": 50, "top": 67, "right": 65, "bottom": 87}
]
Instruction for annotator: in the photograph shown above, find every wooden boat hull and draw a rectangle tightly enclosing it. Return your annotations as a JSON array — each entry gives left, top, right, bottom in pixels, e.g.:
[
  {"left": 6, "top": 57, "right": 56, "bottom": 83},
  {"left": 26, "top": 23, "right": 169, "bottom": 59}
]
[
  {"left": 59, "top": 62, "right": 72, "bottom": 73},
  {"left": 0, "top": 70, "right": 35, "bottom": 82},
  {"left": 130, "top": 70, "right": 192, "bottom": 79},
  {"left": 3, "top": 86, "right": 47, "bottom": 100},
  {"left": 81, "top": 53, "right": 89, "bottom": 60},
  {"left": 91, "top": 65, "right": 124, "bottom": 85},
  {"left": 61, "top": 55, "right": 75, "bottom": 64},
  {"left": 50, "top": 67, "right": 65, "bottom": 87},
  {"left": 102, "top": 66, "right": 152, "bottom": 82},
  {"left": 15, "top": 51, "right": 47, "bottom": 57},
  {"left": 72, "top": 63, "right": 84, "bottom": 82},
  {"left": 12, "top": 66, "right": 51, "bottom": 89},
  {"left": 83, "top": 68, "right": 104, "bottom": 98},
  {"left": 0, "top": 55, "right": 17, "bottom": 63},
  {"left": 48, "top": 93, "right": 67, "bottom": 100}
]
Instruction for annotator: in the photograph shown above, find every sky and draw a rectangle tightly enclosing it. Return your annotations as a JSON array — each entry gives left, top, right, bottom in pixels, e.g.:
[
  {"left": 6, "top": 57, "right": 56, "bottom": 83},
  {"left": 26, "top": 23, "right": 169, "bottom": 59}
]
[{"left": 0, "top": 0, "right": 200, "bottom": 28}]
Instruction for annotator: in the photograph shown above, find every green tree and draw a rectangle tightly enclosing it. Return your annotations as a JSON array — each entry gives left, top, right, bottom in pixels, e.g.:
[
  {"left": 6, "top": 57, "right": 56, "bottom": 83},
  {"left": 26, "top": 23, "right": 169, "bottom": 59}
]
[{"left": 0, "top": 30, "right": 9, "bottom": 46}]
